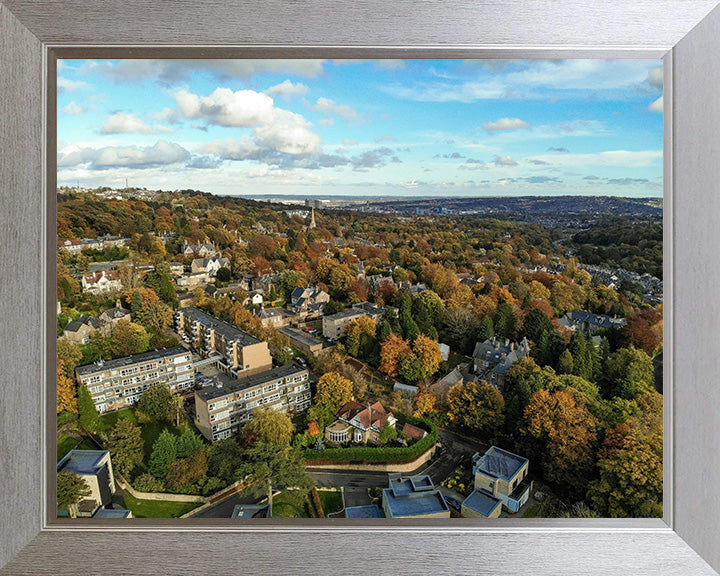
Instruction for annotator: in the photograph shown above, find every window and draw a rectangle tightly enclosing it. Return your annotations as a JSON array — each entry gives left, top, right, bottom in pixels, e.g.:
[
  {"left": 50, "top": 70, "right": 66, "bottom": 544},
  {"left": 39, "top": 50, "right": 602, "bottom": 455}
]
[{"left": 263, "top": 383, "right": 276, "bottom": 393}]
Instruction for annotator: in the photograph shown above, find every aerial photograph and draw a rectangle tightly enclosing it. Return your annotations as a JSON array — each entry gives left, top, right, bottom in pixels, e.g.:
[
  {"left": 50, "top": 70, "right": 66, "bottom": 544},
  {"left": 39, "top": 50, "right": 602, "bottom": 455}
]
[{"left": 55, "top": 58, "right": 663, "bottom": 520}]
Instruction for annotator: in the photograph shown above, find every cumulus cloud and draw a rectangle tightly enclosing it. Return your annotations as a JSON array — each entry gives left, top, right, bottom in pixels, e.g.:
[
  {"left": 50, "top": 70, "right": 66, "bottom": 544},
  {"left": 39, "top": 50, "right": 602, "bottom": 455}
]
[
  {"left": 265, "top": 80, "right": 309, "bottom": 98},
  {"left": 185, "top": 156, "right": 223, "bottom": 169},
  {"left": 493, "top": 155, "right": 519, "bottom": 167},
  {"left": 57, "top": 77, "right": 89, "bottom": 93},
  {"left": 648, "top": 95, "right": 663, "bottom": 114},
  {"left": 98, "top": 59, "right": 326, "bottom": 84},
  {"left": 176, "top": 88, "right": 275, "bottom": 127},
  {"left": 253, "top": 109, "right": 322, "bottom": 155},
  {"left": 58, "top": 140, "right": 191, "bottom": 170},
  {"left": 313, "top": 97, "right": 361, "bottom": 123},
  {"left": 62, "top": 101, "right": 85, "bottom": 116},
  {"left": 482, "top": 117, "right": 530, "bottom": 131},
  {"left": 101, "top": 112, "right": 174, "bottom": 134},
  {"left": 434, "top": 152, "right": 465, "bottom": 159}
]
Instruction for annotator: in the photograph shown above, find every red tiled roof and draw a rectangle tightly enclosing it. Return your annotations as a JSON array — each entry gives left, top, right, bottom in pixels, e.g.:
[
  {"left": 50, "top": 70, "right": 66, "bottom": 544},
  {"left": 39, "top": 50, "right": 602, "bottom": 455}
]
[
  {"left": 337, "top": 400, "right": 393, "bottom": 431},
  {"left": 83, "top": 270, "right": 120, "bottom": 284},
  {"left": 402, "top": 423, "right": 428, "bottom": 442}
]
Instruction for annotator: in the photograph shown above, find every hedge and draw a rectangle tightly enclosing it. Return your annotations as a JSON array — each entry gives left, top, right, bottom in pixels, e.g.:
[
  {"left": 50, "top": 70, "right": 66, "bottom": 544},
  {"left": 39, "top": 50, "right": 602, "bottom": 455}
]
[{"left": 302, "top": 418, "right": 437, "bottom": 463}]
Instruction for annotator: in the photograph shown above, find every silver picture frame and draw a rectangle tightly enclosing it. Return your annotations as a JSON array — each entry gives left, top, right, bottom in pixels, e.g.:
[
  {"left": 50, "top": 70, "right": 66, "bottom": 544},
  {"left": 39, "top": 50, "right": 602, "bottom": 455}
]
[{"left": 2, "top": 1, "right": 720, "bottom": 574}]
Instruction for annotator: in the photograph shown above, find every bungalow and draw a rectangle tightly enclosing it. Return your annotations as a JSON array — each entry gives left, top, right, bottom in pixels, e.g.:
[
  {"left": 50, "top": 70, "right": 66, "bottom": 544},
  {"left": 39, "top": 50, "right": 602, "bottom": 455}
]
[
  {"left": 325, "top": 400, "right": 396, "bottom": 445},
  {"left": 81, "top": 270, "right": 122, "bottom": 294}
]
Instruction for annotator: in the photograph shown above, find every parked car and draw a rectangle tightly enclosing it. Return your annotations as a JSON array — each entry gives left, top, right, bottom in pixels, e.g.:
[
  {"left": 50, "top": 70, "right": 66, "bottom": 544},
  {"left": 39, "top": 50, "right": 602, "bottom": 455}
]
[{"left": 445, "top": 496, "right": 461, "bottom": 510}]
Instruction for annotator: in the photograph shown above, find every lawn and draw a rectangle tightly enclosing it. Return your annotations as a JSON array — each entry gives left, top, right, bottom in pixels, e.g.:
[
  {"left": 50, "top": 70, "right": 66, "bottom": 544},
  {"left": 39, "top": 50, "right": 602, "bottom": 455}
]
[
  {"left": 317, "top": 490, "right": 343, "bottom": 515},
  {"left": 121, "top": 493, "right": 201, "bottom": 518},
  {"left": 57, "top": 434, "right": 99, "bottom": 462},
  {"left": 522, "top": 504, "right": 541, "bottom": 518},
  {"left": 271, "top": 490, "right": 310, "bottom": 518}
]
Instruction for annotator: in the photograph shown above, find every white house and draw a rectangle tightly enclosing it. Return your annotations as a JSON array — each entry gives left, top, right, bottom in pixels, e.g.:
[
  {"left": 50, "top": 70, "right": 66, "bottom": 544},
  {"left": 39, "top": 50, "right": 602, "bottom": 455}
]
[{"left": 81, "top": 270, "right": 122, "bottom": 294}]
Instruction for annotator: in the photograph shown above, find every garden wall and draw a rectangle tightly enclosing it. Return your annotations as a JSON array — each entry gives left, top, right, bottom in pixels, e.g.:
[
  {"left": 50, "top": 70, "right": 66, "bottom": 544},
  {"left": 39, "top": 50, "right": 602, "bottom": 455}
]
[
  {"left": 305, "top": 443, "right": 436, "bottom": 472},
  {"left": 116, "top": 475, "right": 207, "bottom": 503}
]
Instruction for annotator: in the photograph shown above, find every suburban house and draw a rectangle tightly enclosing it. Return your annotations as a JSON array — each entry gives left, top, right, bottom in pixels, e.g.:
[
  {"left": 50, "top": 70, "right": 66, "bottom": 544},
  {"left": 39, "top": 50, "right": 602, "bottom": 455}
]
[
  {"left": 98, "top": 300, "right": 131, "bottom": 335},
  {"left": 194, "top": 362, "right": 311, "bottom": 442},
  {"left": 558, "top": 310, "right": 627, "bottom": 334},
  {"left": 175, "top": 307, "right": 273, "bottom": 378},
  {"left": 168, "top": 262, "right": 185, "bottom": 276},
  {"left": 63, "top": 315, "right": 101, "bottom": 344},
  {"left": 381, "top": 474, "right": 450, "bottom": 519},
  {"left": 191, "top": 256, "right": 231, "bottom": 276},
  {"left": 463, "top": 446, "right": 531, "bottom": 516},
  {"left": 367, "top": 275, "right": 396, "bottom": 294},
  {"left": 183, "top": 243, "right": 217, "bottom": 258},
  {"left": 244, "top": 290, "right": 264, "bottom": 306},
  {"left": 75, "top": 346, "right": 194, "bottom": 415},
  {"left": 472, "top": 336, "right": 531, "bottom": 387},
  {"left": 322, "top": 303, "right": 385, "bottom": 340},
  {"left": 289, "top": 286, "right": 330, "bottom": 313},
  {"left": 81, "top": 270, "right": 122, "bottom": 294},
  {"left": 57, "top": 450, "right": 116, "bottom": 516},
  {"left": 176, "top": 272, "right": 212, "bottom": 287},
  {"left": 280, "top": 326, "right": 324, "bottom": 356},
  {"left": 324, "top": 400, "right": 396, "bottom": 445},
  {"left": 428, "top": 364, "right": 476, "bottom": 401},
  {"left": 252, "top": 273, "right": 281, "bottom": 294},
  {"left": 252, "top": 307, "right": 293, "bottom": 328},
  {"left": 57, "top": 238, "right": 84, "bottom": 255}
]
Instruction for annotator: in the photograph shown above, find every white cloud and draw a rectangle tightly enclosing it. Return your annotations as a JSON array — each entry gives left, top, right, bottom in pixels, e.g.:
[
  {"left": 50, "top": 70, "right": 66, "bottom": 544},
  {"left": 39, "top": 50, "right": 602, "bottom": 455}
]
[
  {"left": 265, "top": 80, "right": 309, "bottom": 98},
  {"left": 528, "top": 149, "right": 662, "bottom": 167},
  {"left": 313, "top": 97, "right": 361, "bottom": 123},
  {"left": 176, "top": 88, "right": 275, "bottom": 127},
  {"left": 58, "top": 140, "right": 191, "bottom": 169},
  {"left": 201, "top": 137, "right": 258, "bottom": 160},
  {"left": 100, "top": 112, "right": 174, "bottom": 134},
  {"left": 493, "top": 155, "right": 519, "bottom": 167},
  {"left": 648, "top": 95, "right": 663, "bottom": 114},
  {"left": 62, "top": 101, "right": 85, "bottom": 116},
  {"left": 253, "top": 109, "right": 322, "bottom": 155},
  {"left": 57, "top": 77, "right": 89, "bottom": 93},
  {"left": 482, "top": 117, "right": 530, "bottom": 131},
  {"left": 647, "top": 66, "right": 663, "bottom": 89}
]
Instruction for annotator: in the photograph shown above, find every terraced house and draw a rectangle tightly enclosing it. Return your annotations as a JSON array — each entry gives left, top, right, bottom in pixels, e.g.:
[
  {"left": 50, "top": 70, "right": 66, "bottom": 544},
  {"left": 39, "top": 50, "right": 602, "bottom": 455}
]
[
  {"left": 194, "top": 362, "right": 312, "bottom": 442},
  {"left": 75, "top": 346, "right": 194, "bottom": 414},
  {"left": 174, "top": 307, "right": 273, "bottom": 378}
]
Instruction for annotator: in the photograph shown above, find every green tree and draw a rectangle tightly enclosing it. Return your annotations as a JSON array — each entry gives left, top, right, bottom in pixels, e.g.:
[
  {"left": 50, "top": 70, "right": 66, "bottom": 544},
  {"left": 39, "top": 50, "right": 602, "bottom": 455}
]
[
  {"left": 523, "top": 307, "right": 554, "bottom": 342},
  {"left": 494, "top": 302, "right": 517, "bottom": 340},
  {"left": 324, "top": 299, "right": 345, "bottom": 315},
  {"left": 235, "top": 443, "right": 313, "bottom": 518},
  {"left": 175, "top": 426, "right": 204, "bottom": 459},
  {"left": 148, "top": 428, "right": 179, "bottom": 479},
  {"left": 243, "top": 408, "right": 295, "bottom": 446},
  {"left": 57, "top": 339, "right": 83, "bottom": 377},
  {"left": 107, "top": 418, "right": 144, "bottom": 477},
  {"left": 57, "top": 470, "right": 91, "bottom": 517},
  {"left": 605, "top": 346, "right": 655, "bottom": 400},
  {"left": 216, "top": 267, "right": 232, "bottom": 283},
  {"left": 207, "top": 438, "right": 245, "bottom": 486},
  {"left": 557, "top": 349, "right": 574, "bottom": 374},
  {"left": 378, "top": 422, "right": 398, "bottom": 444},
  {"left": 478, "top": 315, "right": 494, "bottom": 342},
  {"left": 137, "top": 384, "right": 174, "bottom": 421},
  {"left": 111, "top": 319, "right": 150, "bottom": 357},
  {"left": 77, "top": 384, "right": 99, "bottom": 432}
]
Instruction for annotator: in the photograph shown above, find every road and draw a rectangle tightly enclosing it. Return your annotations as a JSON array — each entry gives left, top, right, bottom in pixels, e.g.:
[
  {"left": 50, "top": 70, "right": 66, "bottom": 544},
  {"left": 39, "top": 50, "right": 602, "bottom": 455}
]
[{"left": 189, "top": 493, "right": 261, "bottom": 518}]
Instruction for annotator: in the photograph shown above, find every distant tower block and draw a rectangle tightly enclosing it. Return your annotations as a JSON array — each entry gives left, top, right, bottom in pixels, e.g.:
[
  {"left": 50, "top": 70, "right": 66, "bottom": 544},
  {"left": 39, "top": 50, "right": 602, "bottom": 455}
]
[{"left": 309, "top": 207, "right": 317, "bottom": 229}]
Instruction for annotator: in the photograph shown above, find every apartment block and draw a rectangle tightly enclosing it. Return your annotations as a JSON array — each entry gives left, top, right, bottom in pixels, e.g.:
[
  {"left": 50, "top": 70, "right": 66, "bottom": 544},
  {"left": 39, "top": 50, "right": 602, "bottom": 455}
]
[
  {"left": 194, "top": 362, "right": 311, "bottom": 442},
  {"left": 175, "top": 307, "right": 273, "bottom": 378},
  {"left": 75, "top": 346, "right": 194, "bottom": 414}
]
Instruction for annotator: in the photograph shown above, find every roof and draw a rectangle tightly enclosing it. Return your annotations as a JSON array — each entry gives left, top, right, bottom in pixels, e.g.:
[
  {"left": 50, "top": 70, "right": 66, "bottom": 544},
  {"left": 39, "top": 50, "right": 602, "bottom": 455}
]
[
  {"left": 57, "top": 450, "right": 109, "bottom": 475},
  {"left": 323, "top": 308, "right": 367, "bottom": 322},
  {"left": 474, "top": 446, "right": 529, "bottom": 482},
  {"left": 179, "top": 307, "right": 262, "bottom": 346},
  {"left": 196, "top": 362, "right": 307, "bottom": 401},
  {"left": 462, "top": 489, "right": 502, "bottom": 517},
  {"left": 231, "top": 504, "right": 270, "bottom": 518},
  {"left": 472, "top": 337, "right": 530, "bottom": 365},
  {"left": 562, "top": 310, "right": 627, "bottom": 329},
  {"left": 75, "top": 346, "right": 188, "bottom": 376},
  {"left": 93, "top": 508, "right": 132, "bottom": 519},
  {"left": 337, "top": 400, "right": 393, "bottom": 431},
  {"left": 383, "top": 476, "right": 449, "bottom": 518},
  {"left": 345, "top": 504, "right": 385, "bottom": 519},
  {"left": 64, "top": 315, "right": 101, "bottom": 332},
  {"left": 83, "top": 270, "right": 120, "bottom": 284},
  {"left": 281, "top": 326, "right": 323, "bottom": 348},
  {"left": 99, "top": 306, "right": 130, "bottom": 320},
  {"left": 401, "top": 423, "right": 428, "bottom": 442}
]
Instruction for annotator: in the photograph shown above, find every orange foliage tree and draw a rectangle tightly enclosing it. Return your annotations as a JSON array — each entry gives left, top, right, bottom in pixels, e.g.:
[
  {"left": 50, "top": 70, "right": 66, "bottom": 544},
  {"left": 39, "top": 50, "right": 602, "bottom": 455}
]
[{"left": 57, "top": 358, "right": 78, "bottom": 414}]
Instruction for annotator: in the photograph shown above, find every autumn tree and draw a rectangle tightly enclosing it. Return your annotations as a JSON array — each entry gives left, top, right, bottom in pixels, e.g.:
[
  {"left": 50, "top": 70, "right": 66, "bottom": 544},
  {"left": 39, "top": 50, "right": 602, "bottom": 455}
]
[
  {"left": 622, "top": 314, "right": 661, "bottom": 356},
  {"left": 57, "top": 358, "right": 78, "bottom": 414},
  {"left": 447, "top": 379, "right": 505, "bottom": 435},
  {"left": 314, "top": 372, "right": 354, "bottom": 413},
  {"left": 243, "top": 408, "right": 295, "bottom": 446},
  {"left": 165, "top": 447, "right": 208, "bottom": 492},
  {"left": 411, "top": 334, "right": 443, "bottom": 379},
  {"left": 523, "top": 388, "right": 598, "bottom": 498},
  {"left": 57, "top": 470, "right": 91, "bottom": 517},
  {"left": 107, "top": 418, "right": 144, "bottom": 477},
  {"left": 343, "top": 316, "right": 377, "bottom": 359},
  {"left": 379, "top": 334, "right": 412, "bottom": 378},
  {"left": 57, "top": 339, "right": 83, "bottom": 377},
  {"left": 135, "top": 299, "right": 173, "bottom": 332},
  {"left": 235, "top": 443, "right": 313, "bottom": 517},
  {"left": 413, "top": 389, "right": 439, "bottom": 418},
  {"left": 112, "top": 319, "right": 150, "bottom": 357}
]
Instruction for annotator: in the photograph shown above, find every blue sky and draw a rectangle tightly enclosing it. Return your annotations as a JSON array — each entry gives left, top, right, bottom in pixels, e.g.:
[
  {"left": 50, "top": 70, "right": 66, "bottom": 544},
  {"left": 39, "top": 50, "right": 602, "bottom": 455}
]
[{"left": 57, "top": 58, "right": 663, "bottom": 198}]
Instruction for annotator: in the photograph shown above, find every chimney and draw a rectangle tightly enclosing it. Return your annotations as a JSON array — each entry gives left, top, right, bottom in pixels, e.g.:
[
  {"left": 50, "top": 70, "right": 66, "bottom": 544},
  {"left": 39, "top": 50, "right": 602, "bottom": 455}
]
[
  {"left": 510, "top": 342, "right": 515, "bottom": 351},
  {"left": 505, "top": 338, "right": 509, "bottom": 346}
]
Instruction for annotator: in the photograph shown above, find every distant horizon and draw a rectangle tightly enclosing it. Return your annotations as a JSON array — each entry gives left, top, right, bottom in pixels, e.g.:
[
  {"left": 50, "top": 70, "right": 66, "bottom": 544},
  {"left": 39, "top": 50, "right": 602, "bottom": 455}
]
[{"left": 58, "top": 58, "right": 663, "bottom": 198}]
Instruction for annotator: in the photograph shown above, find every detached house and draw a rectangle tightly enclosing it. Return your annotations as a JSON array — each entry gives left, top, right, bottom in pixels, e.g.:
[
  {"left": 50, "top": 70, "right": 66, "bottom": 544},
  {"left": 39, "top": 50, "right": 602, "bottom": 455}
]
[
  {"left": 191, "top": 256, "right": 231, "bottom": 277},
  {"left": 289, "top": 286, "right": 330, "bottom": 313},
  {"left": 472, "top": 336, "right": 530, "bottom": 387},
  {"left": 325, "top": 400, "right": 396, "bottom": 445},
  {"left": 98, "top": 300, "right": 131, "bottom": 336},
  {"left": 81, "top": 270, "right": 122, "bottom": 294},
  {"left": 63, "top": 315, "right": 101, "bottom": 344},
  {"left": 183, "top": 243, "right": 217, "bottom": 258}
]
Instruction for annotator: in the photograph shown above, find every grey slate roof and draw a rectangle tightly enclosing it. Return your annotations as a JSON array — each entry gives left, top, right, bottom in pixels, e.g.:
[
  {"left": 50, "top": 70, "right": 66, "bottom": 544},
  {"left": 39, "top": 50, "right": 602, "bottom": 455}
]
[
  {"left": 64, "top": 315, "right": 101, "bottom": 332},
  {"left": 180, "top": 307, "right": 261, "bottom": 346},
  {"left": 75, "top": 346, "right": 188, "bottom": 376}
]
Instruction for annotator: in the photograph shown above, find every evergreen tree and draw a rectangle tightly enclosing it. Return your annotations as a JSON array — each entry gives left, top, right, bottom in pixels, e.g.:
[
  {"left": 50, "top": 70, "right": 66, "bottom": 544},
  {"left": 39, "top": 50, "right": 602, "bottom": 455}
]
[
  {"left": 558, "top": 349, "right": 575, "bottom": 374},
  {"left": 523, "top": 307, "right": 554, "bottom": 342},
  {"left": 175, "top": 427, "right": 204, "bottom": 459},
  {"left": 107, "top": 418, "right": 144, "bottom": 477},
  {"left": 377, "top": 319, "right": 392, "bottom": 343},
  {"left": 494, "top": 302, "right": 517, "bottom": 340},
  {"left": 77, "top": 384, "right": 99, "bottom": 433},
  {"left": 131, "top": 289, "right": 144, "bottom": 316},
  {"left": 137, "top": 384, "right": 173, "bottom": 421},
  {"left": 149, "top": 429, "right": 178, "bottom": 479},
  {"left": 57, "top": 471, "right": 91, "bottom": 516},
  {"left": 569, "top": 332, "right": 591, "bottom": 381},
  {"left": 411, "top": 297, "right": 431, "bottom": 334},
  {"left": 533, "top": 330, "right": 553, "bottom": 367},
  {"left": 478, "top": 315, "right": 494, "bottom": 342}
]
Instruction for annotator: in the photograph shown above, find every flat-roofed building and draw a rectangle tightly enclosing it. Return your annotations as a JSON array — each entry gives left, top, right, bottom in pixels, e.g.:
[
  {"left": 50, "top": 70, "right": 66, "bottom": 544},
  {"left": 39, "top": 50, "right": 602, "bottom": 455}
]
[
  {"left": 322, "top": 303, "right": 384, "bottom": 340},
  {"left": 194, "top": 362, "right": 311, "bottom": 442},
  {"left": 461, "top": 489, "right": 502, "bottom": 519},
  {"left": 281, "top": 326, "right": 324, "bottom": 356},
  {"left": 75, "top": 346, "right": 194, "bottom": 414},
  {"left": 472, "top": 446, "right": 531, "bottom": 514},
  {"left": 381, "top": 474, "right": 450, "bottom": 519},
  {"left": 57, "top": 450, "right": 116, "bottom": 515},
  {"left": 175, "top": 307, "right": 272, "bottom": 378}
]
